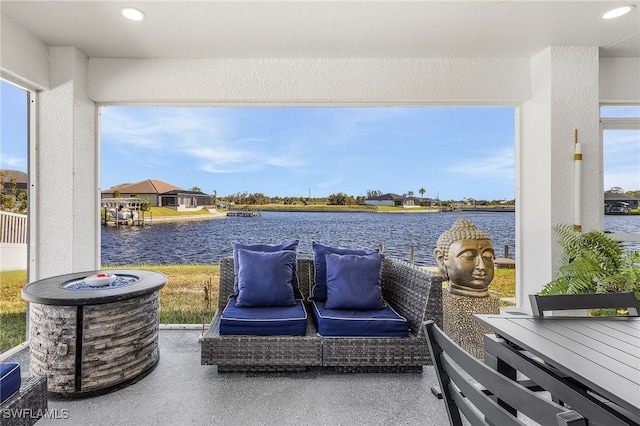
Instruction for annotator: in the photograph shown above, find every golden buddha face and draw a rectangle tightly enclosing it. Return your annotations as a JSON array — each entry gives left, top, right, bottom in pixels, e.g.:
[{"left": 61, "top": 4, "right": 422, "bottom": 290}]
[{"left": 436, "top": 238, "right": 494, "bottom": 298}]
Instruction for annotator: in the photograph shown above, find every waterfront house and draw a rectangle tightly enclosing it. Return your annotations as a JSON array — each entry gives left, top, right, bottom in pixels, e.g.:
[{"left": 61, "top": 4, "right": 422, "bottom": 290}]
[
  {"left": 364, "top": 193, "right": 416, "bottom": 208},
  {"left": 1, "top": 1, "right": 639, "bottom": 310},
  {"left": 101, "top": 179, "right": 211, "bottom": 211},
  {"left": 159, "top": 189, "right": 211, "bottom": 211},
  {"left": 604, "top": 190, "right": 639, "bottom": 212}
]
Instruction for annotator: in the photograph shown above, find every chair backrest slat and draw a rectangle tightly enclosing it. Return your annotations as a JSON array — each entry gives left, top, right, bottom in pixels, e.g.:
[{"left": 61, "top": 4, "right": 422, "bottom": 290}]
[
  {"left": 423, "top": 320, "right": 587, "bottom": 426},
  {"left": 449, "top": 386, "right": 492, "bottom": 426},
  {"left": 443, "top": 355, "right": 527, "bottom": 426},
  {"left": 529, "top": 292, "right": 640, "bottom": 317}
]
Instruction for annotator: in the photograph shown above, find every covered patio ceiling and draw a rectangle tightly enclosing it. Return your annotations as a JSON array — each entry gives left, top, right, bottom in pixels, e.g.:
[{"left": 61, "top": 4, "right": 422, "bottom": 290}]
[{"left": 1, "top": 0, "right": 639, "bottom": 60}]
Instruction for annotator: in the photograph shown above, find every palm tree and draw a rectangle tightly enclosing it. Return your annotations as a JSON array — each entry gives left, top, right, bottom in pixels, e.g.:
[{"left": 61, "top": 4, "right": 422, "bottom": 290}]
[{"left": 419, "top": 187, "right": 426, "bottom": 199}]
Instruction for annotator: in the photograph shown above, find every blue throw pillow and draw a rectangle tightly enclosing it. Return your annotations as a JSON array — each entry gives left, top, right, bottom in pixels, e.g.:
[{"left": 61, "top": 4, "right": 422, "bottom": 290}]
[
  {"left": 312, "top": 242, "right": 377, "bottom": 300},
  {"left": 235, "top": 249, "right": 297, "bottom": 307},
  {"left": 232, "top": 240, "right": 300, "bottom": 297},
  {"left": 324, "top": 252, "right": 385, "bottom": 310}
]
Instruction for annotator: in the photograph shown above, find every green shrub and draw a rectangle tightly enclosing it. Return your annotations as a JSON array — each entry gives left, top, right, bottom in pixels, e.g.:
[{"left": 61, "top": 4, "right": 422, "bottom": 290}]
[{"left": 541, "top": 224, "right": 640, "bottom": 298}]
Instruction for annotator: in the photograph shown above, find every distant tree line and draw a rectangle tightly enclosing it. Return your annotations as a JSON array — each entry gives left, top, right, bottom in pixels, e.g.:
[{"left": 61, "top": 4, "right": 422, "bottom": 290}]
[
  {"left": 327, "top": 192, "right": 366, "bottom": 205},
  {"left": 218, "top": 186, "right": 640, "bottom": 207},
  {"left": 609, "top": 186, "right": 640, "bottom": 199},
  {"left": 224, "top": 192, "right": 271, "bottom": 205}
]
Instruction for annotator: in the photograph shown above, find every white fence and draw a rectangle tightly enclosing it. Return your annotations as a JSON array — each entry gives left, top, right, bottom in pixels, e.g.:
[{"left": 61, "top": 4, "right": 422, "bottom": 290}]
[{"left": 0, "top": 211, "right": 27, "bottom": 271}]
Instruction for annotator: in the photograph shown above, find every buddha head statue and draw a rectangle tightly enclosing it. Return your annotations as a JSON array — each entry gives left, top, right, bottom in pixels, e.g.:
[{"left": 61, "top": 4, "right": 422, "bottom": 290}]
[{"left": 433, "top": 218, "right": 495, "bottom": 298}]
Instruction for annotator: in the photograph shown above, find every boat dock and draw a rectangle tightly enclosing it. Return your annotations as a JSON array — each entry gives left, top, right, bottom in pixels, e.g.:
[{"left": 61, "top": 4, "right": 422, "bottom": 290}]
[
  {"left": 227, "top": 209, "right": 262, "bottom": 217},
  {"left": 101, "top": 197, "right": 152, "bottom": 226}
]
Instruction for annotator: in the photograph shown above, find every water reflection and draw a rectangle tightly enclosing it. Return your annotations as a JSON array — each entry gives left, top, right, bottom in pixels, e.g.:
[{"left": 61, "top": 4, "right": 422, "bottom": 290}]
[{"left": 101, "top": 211, "right": 640, "bottom": 266}]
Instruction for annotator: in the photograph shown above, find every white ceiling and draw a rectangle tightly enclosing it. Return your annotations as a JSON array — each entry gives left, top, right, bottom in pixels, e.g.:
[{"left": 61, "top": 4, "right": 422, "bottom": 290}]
[{"left": 1, "top": 1, "right": 639, "bottom": 59}]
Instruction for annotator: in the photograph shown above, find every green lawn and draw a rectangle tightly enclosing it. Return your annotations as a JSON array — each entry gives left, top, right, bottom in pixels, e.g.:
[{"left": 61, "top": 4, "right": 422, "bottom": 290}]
[
  {"left": 1, "top": 264, "right": 516, "bottom": 354},
  {"left": 488, "top": 269, "right": 517, "bottom": 307},
  {"left": 149, "top": 207, "right": 212, "bottom": 216}
]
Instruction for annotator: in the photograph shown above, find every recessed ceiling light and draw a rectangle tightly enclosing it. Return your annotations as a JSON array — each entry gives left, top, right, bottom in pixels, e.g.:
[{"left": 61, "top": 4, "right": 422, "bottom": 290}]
[
  {"left": 602, "top": 4, "right": 635, "bottom": 19},
  {"left": 122, "top": 7, "right": 146, "bottom": 21}
]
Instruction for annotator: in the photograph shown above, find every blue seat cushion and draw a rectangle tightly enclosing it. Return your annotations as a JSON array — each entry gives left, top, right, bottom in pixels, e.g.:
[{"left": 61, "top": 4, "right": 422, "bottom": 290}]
[
  {"left": 0, "top": 363, "right": 21, "bottom": 403},
  {"left": 220, "top": 299, "right": 308, "bottom": 336},
  {"left": 311, "top": 300, "right": 409, "bottom": 337}
]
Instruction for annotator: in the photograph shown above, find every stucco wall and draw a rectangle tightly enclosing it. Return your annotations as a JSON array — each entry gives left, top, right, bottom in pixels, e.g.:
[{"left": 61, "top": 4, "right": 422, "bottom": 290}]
[
  {"left": 518, "top": 46, "right": 601, "bottom": 306},
  {"left": 600, "top": 58, "right": 640, "bottom": 104},
  {"left": 0, "top": 14, "right": 49, "bottom": 90},
  {"left": 364, "top": 201, "right": 394, "bottom": 207},
  {"left": 34, "top": 47, "right": 98, "bottom": 279},
  {"left": 88, "top": 58, "right": 531, "bottom": 104}
]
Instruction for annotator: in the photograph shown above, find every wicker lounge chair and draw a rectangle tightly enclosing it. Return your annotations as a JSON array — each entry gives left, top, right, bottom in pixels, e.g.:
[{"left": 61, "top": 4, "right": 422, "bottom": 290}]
[{"left": 201, "top": 256, "right": 442, "bottom": 372}]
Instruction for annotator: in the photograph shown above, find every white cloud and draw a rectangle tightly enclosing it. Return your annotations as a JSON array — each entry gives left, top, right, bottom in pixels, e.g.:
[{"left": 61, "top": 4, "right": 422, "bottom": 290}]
[
  {"left": 0, "top": 154, "right": 26, "bottom": 169},
  {"left": 102, "top": 107, "right": 309, "bottom": 176},
  {"left": 604, "top": 169, "right": 640, "bottom": 191},
  {"left": 448, "top": 147, "right": 515, "bottom": 177},
  {"left": 101, "top": 107, "right": 226, "bottom": 149}
]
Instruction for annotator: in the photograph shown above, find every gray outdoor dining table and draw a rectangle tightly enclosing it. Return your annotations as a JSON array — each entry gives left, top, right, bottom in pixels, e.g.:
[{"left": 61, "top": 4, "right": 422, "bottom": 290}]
[{"left": 474, "top": 314, "right": 640, "bottom": 424}]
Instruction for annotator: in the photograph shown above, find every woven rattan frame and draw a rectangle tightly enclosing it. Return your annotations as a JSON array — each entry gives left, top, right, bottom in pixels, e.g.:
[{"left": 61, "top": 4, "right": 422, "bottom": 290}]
[
  {"left": 321, "top": 258, "right": 442, "bottom": 371},
  {"left": 201, "top": 257, "right": 442, "bottom": 372},
  {"left": 201, "top": 257, "right": 322, "bottom": 372},
  {"left": 0, "top": 376, "right": 48, "bottom": 426}
]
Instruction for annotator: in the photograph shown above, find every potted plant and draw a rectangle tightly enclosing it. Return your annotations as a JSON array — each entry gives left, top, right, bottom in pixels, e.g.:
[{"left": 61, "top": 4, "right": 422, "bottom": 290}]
[{"left": 540, "top": 224, "right": 640, "bottom": 300}]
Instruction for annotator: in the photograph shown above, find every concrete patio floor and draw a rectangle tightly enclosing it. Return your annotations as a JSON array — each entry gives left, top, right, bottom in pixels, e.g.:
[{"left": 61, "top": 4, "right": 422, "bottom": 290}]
[{"left": 6, "top": 328, "right": 449, "bottom": 425}]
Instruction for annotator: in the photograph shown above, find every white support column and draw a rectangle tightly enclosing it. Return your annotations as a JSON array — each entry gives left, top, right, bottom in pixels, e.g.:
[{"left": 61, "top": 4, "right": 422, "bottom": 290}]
[
  {"left": 517, "top": 47, "right": 600, "bottom": 309},
  {"left": 33, "top": 47, "right": 99, "bottom": 280}
]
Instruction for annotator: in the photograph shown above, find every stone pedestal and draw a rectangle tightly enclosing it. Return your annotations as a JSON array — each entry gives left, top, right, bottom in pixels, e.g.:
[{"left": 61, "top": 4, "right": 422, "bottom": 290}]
[{"left": 442, "top": 289, "right": 500, "bottom": 359}]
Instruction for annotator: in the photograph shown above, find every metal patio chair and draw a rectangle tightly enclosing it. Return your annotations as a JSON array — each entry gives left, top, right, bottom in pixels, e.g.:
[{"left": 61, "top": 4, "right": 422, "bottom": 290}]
[{"left": 423, "top": 320, "right": 586, "bottom": 426}]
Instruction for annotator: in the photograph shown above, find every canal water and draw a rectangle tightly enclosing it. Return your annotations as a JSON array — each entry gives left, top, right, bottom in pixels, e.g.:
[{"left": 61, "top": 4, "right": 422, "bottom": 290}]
[{"left": 101, "top": 211, "right": 640, "bottom": 266}]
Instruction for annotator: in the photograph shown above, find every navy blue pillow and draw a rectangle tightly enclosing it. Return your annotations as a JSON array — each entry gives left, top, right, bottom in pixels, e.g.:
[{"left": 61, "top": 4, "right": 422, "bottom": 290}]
[
  {"left": 312, "top": 242, "right": 377, "bottom": 300},
  {"left": 324, "top": 252, "right": 385, "bottom": 310},
  {"left": 232, "top": 240, "right": 300, "bottom": 296},
  {"left": 235, "top": 249, "right": 297, "bottom": 307}
]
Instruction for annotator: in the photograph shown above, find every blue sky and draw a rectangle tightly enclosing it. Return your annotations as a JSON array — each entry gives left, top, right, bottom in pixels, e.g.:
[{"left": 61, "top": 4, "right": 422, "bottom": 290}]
[
  {"left": 100, "top": 105, "right": 516, "bottom": 200},
  {"left": 2, "top": 80, "right": 639, "bottom": 200},
  {"left": 1, "top": 82, "right": 28, "bottom": 172}
]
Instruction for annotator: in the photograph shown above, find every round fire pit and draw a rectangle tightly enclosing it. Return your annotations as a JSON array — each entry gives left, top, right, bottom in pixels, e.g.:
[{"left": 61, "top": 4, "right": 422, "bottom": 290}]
[{"left": 21, "top": 270, "right": 167, "bottom": 397}]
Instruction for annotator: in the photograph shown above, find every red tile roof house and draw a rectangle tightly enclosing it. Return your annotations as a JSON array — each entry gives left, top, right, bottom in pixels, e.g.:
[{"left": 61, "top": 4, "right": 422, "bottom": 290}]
[{"left": 101, "top": 179, "right": 211, "bottom": 212}]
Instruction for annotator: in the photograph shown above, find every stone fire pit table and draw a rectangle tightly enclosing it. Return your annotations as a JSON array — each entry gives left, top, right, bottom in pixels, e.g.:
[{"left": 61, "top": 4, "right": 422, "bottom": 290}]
[{"left": 21, "top": 270, "right": 167, "bottom": 397}]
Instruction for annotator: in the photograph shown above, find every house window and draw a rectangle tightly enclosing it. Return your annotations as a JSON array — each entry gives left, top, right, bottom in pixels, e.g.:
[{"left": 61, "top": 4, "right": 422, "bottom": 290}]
[{"left": 600, "top": 106, "right": 640, "bottom": 251}]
